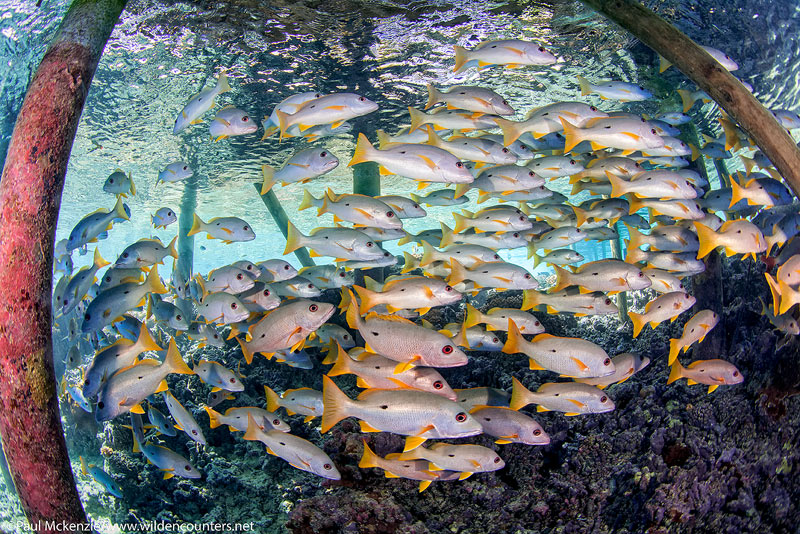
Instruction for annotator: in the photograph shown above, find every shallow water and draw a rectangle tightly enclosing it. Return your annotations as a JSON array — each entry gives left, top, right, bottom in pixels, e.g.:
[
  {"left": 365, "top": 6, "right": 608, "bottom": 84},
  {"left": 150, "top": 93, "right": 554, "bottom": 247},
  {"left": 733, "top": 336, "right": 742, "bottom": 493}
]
[{"left": 1, "top": 0, "right": 800, "bottom": 533}]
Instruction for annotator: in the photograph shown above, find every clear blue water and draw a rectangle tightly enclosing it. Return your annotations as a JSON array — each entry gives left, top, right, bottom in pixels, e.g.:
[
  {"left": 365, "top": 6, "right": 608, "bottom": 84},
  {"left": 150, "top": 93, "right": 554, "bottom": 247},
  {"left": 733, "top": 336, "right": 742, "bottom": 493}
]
[{"left": 1, "top": 0, "right": 799, "bottom": 532}]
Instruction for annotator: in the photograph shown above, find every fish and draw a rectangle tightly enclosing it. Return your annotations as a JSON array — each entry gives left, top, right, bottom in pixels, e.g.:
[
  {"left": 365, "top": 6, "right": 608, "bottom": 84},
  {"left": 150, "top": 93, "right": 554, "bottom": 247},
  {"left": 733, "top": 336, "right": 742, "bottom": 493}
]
[
  {"left": 146, "top": 294, "right": 189, "bottom": 330},
  {"left": 452, "top": 207, "right": 532, "bottom": 233},
  {"left": 375, "top": 195, "right": 427, "bottom": 219},
  {"left": 454, "top": 388, "right": 510, "bottom": 412},
  {"left": 772, "top": 109, "right": 800, "bottom": 130},
  {"left": 551, "top": 259, "right": 651, "bottom": 294},
  {"left": 577, "top": 75, "right": 652, "bottom": 102},
  {"left": 243, "top": 414, "right": 340, "bottom": 479},
  {"left": 270, "top": 276, "right": 322, "bottom": 298},
  {"left": 205, "top": 406, "right": 290, "bottom": 433},
  {"left": 659, "top": 46, "right": 738, "bottom": 72},
  {"left": 198, "top": 292, "right": 250, "bottom": 325},
  {"left": 575, "top": 353, "right": 651, "bottom": 389},
  {"left": 532, "top": 249, "right": 584, "bottom": 269},
  {"left": 265, "top": 386, "right": 324, "bottom": 421},
  {"left": 147, "top": 403, "right": 177, "bottom": 436},
  {"left": 103, "top": 169, "right": 135, "bottom": 198},
  {"left": 200, "top": 265, "right": 255, "bottom": 295},
  {"left": 61, "top": 248, "right": 110, "bottom": 315},
  {"left": 628, "top": 291, "right": 696, "bottom": 337},
  {"left": 448, "top": 260, "right": 538, "bottom": 293},
  {"left": 463, "top": 303, "right": 543, "bottom": 334},
  {"left": 528, "top": 156, "right": 586, "bottom": 179},
  {"left": 162, "top": 391, "right": 206, "bottom": 445},
  {"left": 677, "top": 88, "right": 712, "bottom": 113},
  {"left": 408, "top": 106, "right": 498, "bottom": 133},
  {"left": 66, "top": 386, "right": 92, "bottom": 413},
  {"left": 626, "top": 249, "right": 706, "bottom": 276},
  {"left": 257, "top": 259, "right": 298, "bottom": 282},
  {"left": 528, "top": 227, "right": 584, "bottom": 255},
  {"left": 695, "top": 220, "right": 766, "bottom": 260},
  {"left": 114, "top": 237, "right": 178, "bottom": 269},
  {"left": 642, "top": 268, "right": 685, "bottom": 294},
  {"left": 667, "top": 309, "right": 720, "bottom": 365},
  {"left": 453, "top": 39, "right": 557, "bottom": 73},
  {"left": 424, "top": 128, "right": 517, "bottom": 166},
  {"left": 284, "top": 222, "right": 385, "bottom": 261},
  {"left": 173, "top": 72, "right": 231, "bottom": 134},
  {"left": 510, "top": 378, "right": 615, "bottom": 415},
  {"left": 95, "top": 338, "right": 193, "bottom": 422},
  {"left": 625, "top": 225, "right": 699, "bottom": 254},
  {"left": 260, "top": 148, "right": 340, "bottom": 194},
  {"left": 730, "top": 175, "right": 784, "bottom": 208},
  {"left": 425, "top": 84, "right": 514, "bottom": 115},
  {"left": 297, "top": 265, "right": 354, "bottom": 290},
  {"left": 561, "top": 117, "right": 664, "bottom": 153},
  {"left": 151, "top": 207, "right": 177, "bottom": 229},
  {"left": 305, "top": 323, "right": 356, "bottom": 350},
  {"left": 206, "top": 389, "right": 235, "bottom": 408},
  {"left": 99, "top": 267, "right": 143, "bottom": 292},
  {"left": 67, "top": 197, "right": 130, "bottom": 252},
  {"left": 344, "top": 292, "right": 468, "bottom": 372},
  {"left": 494, "top": 102, "right": 608, "bottom": 146},
  {"left": 503, "top": 320, "right": 614, "bottom": 378},
  {"left": 237, "top": 299, "right": 334, "bottom": 364},
  {"left": 261, "top": 91, "right": 323, "bottom": 138},
  {"left": 667, "top": 358, "right": 743, "bottom": 394},
  {"left": 629, "top": 198, "right": 706, "bottom": 220},
  {"left": 478, "top": 134, "right": 535, "bottom": 159},
  {"left": 79, "top": 456, "right": 122, "bottom": 498},
  {"left": 759, "top": 298, "right": 799, "bottom": 337},
  {"left": 81, "top": 266, "right": 168, "bottom": 333},
  {"left": 321, "top": 376, "right": 483, "bottom": 450},
  {"left": 469, "top": 406, "right": 550, "bottom": 446},
  {"left": 656, "top": 112, "right": 692, "bottom": 125},
  {"left": 396, "top": 443, "right": 504, "bottom": 480},
  {"left": 185, "top": 322, "right": 225, "bottom": 348},
  {"left": 82, "top": 323, "right": 163, "bottom": 399},
  {"left": 440, "top": 225, "right": 528, "bottom": 250},
  {"left": 607, "top": 171, "right": 697, "bottom": 200},
  {"left": 273, "top": 348, "right": 315, "bottom": 369},
  {"left": 522, "top": 288, "right": 619, "bottom": 316},
  {"left": 193, "top": 360, "right": 244, "bottom": 392},
  {"left": 138, "top": 440, "right": 201, "bottom": 480},
  {"left": 348, "top": 133, "right": 474, "bottom": 185},
  {"left": 468, "top": 165, "right": 545, "bottom": 196},
  {"left": 327, "top": 342, "right": 457, "bottom": 400},
  {"left": 188, "top": 215, "right": 255, "bottom": 243},
  {"left": 353, "top": 276, "right": 461, "bottom": 315},
  {"left": 441, "top": 323, "right": 504, "bottom": 351},
  {"left": 156, "top": 162, "right": 193, "bottom": 185},
  {"left": 275, "top": 93, "right": 378, "bottom": 140},
  {"left": 358, "top": 440, "right": 443, "bottom": 492},
  {"left": 409, "top": 189, "right": 468, "bottom": 207},
  {"left": 304, "top": 189, "right": 402, "bottom": 229}
]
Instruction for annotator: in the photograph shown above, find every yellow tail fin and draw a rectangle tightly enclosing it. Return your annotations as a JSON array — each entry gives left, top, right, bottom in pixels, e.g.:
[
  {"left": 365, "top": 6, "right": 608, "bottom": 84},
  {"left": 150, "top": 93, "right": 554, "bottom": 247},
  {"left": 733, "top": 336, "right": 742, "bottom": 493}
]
[
  {"left": 667, "top": 338, "right": 681, "bottom": 366},
  {"left": 677, "top": 89, "right": 695, "bottom": 113},
  {"left": 560, "top": 118, "right": 582, "bottom": 153},
  {"left": 237, "top": 336, "right": 254, "bottom": 365},
  {"left": 283, "top": 221, "right": 305, "bottom": 255},
  {"left": 667, "top": 360, "right": 684, "bottom": 385},
  {"left": 204, "top": 406, "right": 223, "bottom": 429},
  {"left": 502, "top": 319, "right": 525, "bottom": 355},
  {"left": 275, "top": 109, "right": 291, "bottom": 141},
  {"left": 187, "top": 213, "right": 204, "bottom": 237},
  {"left": 629, "top": 311, "right": 646, "bottom": 338},
  {"left": 509, "top": 377, "right": 532, "bottom": 411},
  {"left": 359, "top": 439, "right": 384, "bottom": 470},
  {"left": 439, "top": 223, "right": 456, "bottom": 248},
  {"left": 550, "top": 265, "right": 572, "bottom": 293},
  {"left": 321, "top": 375, "right": 352, "bottom": 433},
  {"left": 453, "top": 45, "right": 469, "bottom": 73},
  {"left": 689, "top": 143, "right": 701, "bottom": 162},
  {"left": 764, "top": 273, "right": 782, "bottom": 314},
  {"left": 401, "top": 252, "right": 419, "bottom": 274},
  {"left": 264, "top": 386, "right": 282, "bottom": 413},
  {"left": 298, "top": 189, "right": 317, "bottom": 212},
  {"left": 242, "top": 414, "right": 261, "bottom": 441},
  {"left": 626, "top": 226, "right": 645, "bottom": 254},
  {"left": 425, "top": 83, "right": 439, "bottom": 110},
  {"left": 348, "top": 133, "right": 376, "bottom": 167},
  {"left": 451, "top": 320, "right": 469, "bottom": 349},
  {"left": 146, "top": 264, "right": 168, "bottom": 295},
  {"left": 260, "top": 164, "right": 276, "bottom": 195},
  {"left": 113, "top": 196, "right": 130, "bottom": 222},
  {"left": 694, "top": 222, "right": 719, "bottom": 260},
  {"left": 419, "top": 240, "right": 437, "bottom": 267},
  {"left": 606, "top": 171, "right": 628, "bottom": 199},
  {"left": 353, "top": 284, "right": 379, "bottom": 315},
  {"left": 327, "top": 342, "right": 352, "bottom": 377},
  {"left": 167, "top": 236, "right": 178, "bottom": 260},
  {"left": 576, "top": 75, "right": 592, "bottom": 96},
  {"left": 658, "top": 54, "right": 673, "bottom": 73},
  {"left": 493, "top": 117, "right": 522, "bottom": 146},
  {"left": 344, "top": 289, "right": 362, "bottom": 330},
  {"left": 216, "top": 73, "right": 231, "bottom": 93},
  {"left": 778, "top": 279, "right": 800, "bottom": 315},
  {"left": 452, "top": 212, "right": 469, "bottom": 233},
  {"left": 464, "top": 303, "right": 482, "bottom": 329},
  {"left": 134, "top": 323, "right": 163, "bottom": 353},
  {"left": 729, "top": 176, "right": 746, "bottom": 208},
  {"left": 163, "top": 338, "right": 193, "bottom": 376},
  {"left": 448, "top": 259, "right": 469, "bottom": 286},
  {"left": 376, "top": 129, "right": 392, "bottom": 150},
  {"left": 627, "top": 196, "right": 645, "bottom": 216},
  {"left": 740, "top": 155, "right": 756, "bottom": 175},
  {"left": 408, "top": 107, "right": 426, "bottom": 133},
  {"left": 521, "top": 289, "right": 541, "bottom": 311}
]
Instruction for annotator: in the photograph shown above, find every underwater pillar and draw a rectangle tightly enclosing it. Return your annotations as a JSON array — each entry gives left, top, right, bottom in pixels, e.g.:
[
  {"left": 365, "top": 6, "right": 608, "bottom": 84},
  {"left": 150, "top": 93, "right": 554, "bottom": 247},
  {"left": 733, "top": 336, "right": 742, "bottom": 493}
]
[
  {"left": 610, "top": 225, "right": 629, "bottom": 321},
  {"left": 579, "top": 0, "right": 800, "bottom": 198},
  {"left": 0, "top": 0, "right": 127, "bottom": 531},
  {"left": 691, "top": 251, "right": 726, "bottom": 358},
  {"left": 352, "top": 162, "right": 384, "bottom": 283},
  {"left": 177, "top": 179, "right": 197, "bottom": 279},
  {"left": 253, "top": 185, "right": 315, "bottom": 268}
]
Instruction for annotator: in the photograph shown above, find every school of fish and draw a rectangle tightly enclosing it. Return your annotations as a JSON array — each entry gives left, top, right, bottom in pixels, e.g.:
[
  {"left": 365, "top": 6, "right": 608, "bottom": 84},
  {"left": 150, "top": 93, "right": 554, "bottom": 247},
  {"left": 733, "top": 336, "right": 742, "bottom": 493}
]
[{"left": 53, "top": 37, "right": 800, "bottom": 496}]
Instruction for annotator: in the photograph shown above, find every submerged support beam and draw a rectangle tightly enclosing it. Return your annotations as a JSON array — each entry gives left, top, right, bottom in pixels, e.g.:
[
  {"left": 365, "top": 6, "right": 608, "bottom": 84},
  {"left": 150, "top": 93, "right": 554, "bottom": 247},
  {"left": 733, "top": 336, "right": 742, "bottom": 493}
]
[
  {"left": 254, "top": 184, "right": 315, "bottom": 268},
  {"left": 353, "top": 161, "right": 381, "bottom": 197},
  {"left": 177, "top": 178, "right": 197, "bottom": 279},
  {"left": 579, "top": 0, "right": 800, "bottom": 198},
  {"left": 692, "top": 251, "right": 726, "bottom": 359},
  {"left": 0, "top": 0, "right": 127, "bottom": 531}
]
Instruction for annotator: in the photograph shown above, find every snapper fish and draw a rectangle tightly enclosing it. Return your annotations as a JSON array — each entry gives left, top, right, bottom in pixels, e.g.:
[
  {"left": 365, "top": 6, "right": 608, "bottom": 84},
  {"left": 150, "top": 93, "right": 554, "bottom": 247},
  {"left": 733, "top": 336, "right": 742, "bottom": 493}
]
[
  {"left": 527, "top": 156, "right": 585, "bottom": 179},
  {"left": 209, "top": 106, "right": 257, "bottom": 141},
  {"left": 302, "top": 189, "right": 402, "bottom": 230},
  {"left": 173, "top": 72, "right": 231, "bottom": 134},
  {"left": 81, "top": 267, "right": 168, "bottom": 333},
  {"left": 407, "top": 106, "right": 498, "bottom": 133},
  {"left": 61, "top": 248, "right": 110, "bottom": 316},
  {"left": 198, "top": 292, "right": 250, "bottom": 325},
  {"left": 270, "top": 276, "right": 322, "bottom": 298},
  {"left": 199, "top": 266, "right": 255, "bottom": 295},
  {"left": 261, "top": 91, "right": 323, "bottom": 138},
  {"left": 667, "top": 309, "right": 719, "bottom": 365},
  {"left": 275, "top": 93, "right": 378, "bottom": 140},
  {"left": 151, "top": 207, "right": 177, "bottom": 229},
  {"left": 677, "top": 88, "right": 712, "bottom": 113},
  {"left": 322, "top": 376, "right": 483, "bottom": 451},
  {"left": 147, "top": 404, "right": 177, "bottom": 436},
  {"left": 146, "top": 294, "right": 189, "bottom": 331},
  {"left": 642, "top": 268, "right": 685, "bottom": 294},
  {"left": 659, "top": 46, "right": 738, "bottom": 72},
  {"left": 359, "top": 441, "right": 446, "bottom": 492},
  {"left": 67, "top": 197, "right": 130, "bottom": 252},
  {"left": 162, "top": 391, "right": 206, "bottom": 446},
  {"left": 265, "top": 386, "right": 323, "bottom": 421},
  {"left": 243, "top": 414, "right": 340, "bottom": 480},
  {"left": 425, "top": 84, "right": 514, "bottom": 115},
  {"left": 551, "top": 260, "right": 651, "bottom": 294},
  {"left": 455, "top": 387, "right": 510, "bottom": 411},
  {"left": 424, "top": 128, "right": 517, "bottom": 166},
  {"left": 137, "top": 439, "right": 201, "bottom": 480},
  {"left": 561, "top": 117, "right": 664, "bottom": 153},
  {"left": 442, "top": 323, "right": 503, "bottom": 351},
  {"left": 628, "top": 291, "right": 696, "bottom": 337},
  {"left": 470, "top": 406, "right": 550, "bottom": 446},
  {"left": 353, "top": 276, "right": 462, "bottom": 315},
  {"left": 577, "top": 75, "right": 652, "bottom": 102},
  {"left": 408, "top": 189, "right": 468, "bottom": 207},
  {"left": 193, "top": 360, "right": 244, "bottom": 392},
  {"left": 607, "top": 171, "right": 697, "bottom": 200},
  {"left": 504, "top": 320, "right": 614, "bottom": 378},
  {"left": 396, "top": 443, "right": 504, "bottom": 480},
  {"left": 694, "top": 220, "right": 766, "bottom": 260},
  {"left": 510, "top": 378, "right": 615, "bottom": 415},
  {"left": 306, "top": 323, "right": 356, "bottom": 350},
  {"left": 494, "top": 102, "right": 608, "bottom": 146},
  {"left": 448, "top": 259, "right": 538, "bottom": 293},
  {"left": 463, "top": 303, "right": 543, "bottom": 334},
  {"left": 453, "top": 39, "right": 557, "bottom": 72},
  {"left": 260, "top": 148, "right": 339, "bottom": 194},
  {"left": 468, "top": 165, "right": 545, "bottom": 195},
  {"left": 257, "top": 259, "right": 297, "bottom": 282},
  {"left": 375, "top": 195, "right": 427, "bottom": 219},
  {"left": 452, "top": 207, "right": 532, "bottom": 233},
  {"left": 575, "top": 353, "right": 651, "bottom": 389},
  {"left": 771, "top": 109, "right": 800, "bottom": 130},
  {"left": 156, "top": 162, "right": 193, "bottom": 185},
  {"left": 667, "top": 358, "right": 743, "bottom": 394},
  {"left": 284, "top": 222, "right": 385, "bottom": 261},
  {"left": 103, "top": 169, "right": 135, "bottom": 198},
  {"left": 349, "top": 133, "right": 474, "bottom": 186},
  {"left": 114, "top": 237, "right": 178, "bottom": 269},
  {"left": 79, "top": 456, "right": 122, "bottom": 498},
  {"left": 298, "top": 264, "right": 354, "bottom": 289},
  {"left": 188, "top": 215, "right": 255, "bottom": 243},
  {"left": 205, "top": 406, "right": 290, "bottom": 433}
]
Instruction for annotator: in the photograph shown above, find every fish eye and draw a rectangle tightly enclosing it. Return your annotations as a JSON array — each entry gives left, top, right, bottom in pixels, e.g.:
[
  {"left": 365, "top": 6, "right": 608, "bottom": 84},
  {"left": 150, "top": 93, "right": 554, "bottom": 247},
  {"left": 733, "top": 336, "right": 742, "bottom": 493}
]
[
  {"left": 444, "top": 285, "right": 453, "bottom": 292},
  {"left": 387, "top": 211, "right": 394, "bottom": 218},
  {"left": 502, "top": 148, "right": 509, "bottom": 153},
  {"left": 183, "top": 166, "right": 188, "bottom": 171},
  {"left": 84, "top": 313, "right": 91, "bottom": 320},
  {"left": 309, "top": 304, "right": 318, "bottom": 312},
  {"left": 359, "top": 97, "right": 366, "bottom": 102},
  {"left": 242, "top": 116, "right": 249, "bottom": 122},
  {"left": 273, "top": 419, "right": 280, "bottom": 425},
  {"left": 600, "top": 396, "right": 608, "bottom": 403},
  {"left": 97, "top": 401, "right": 104, "bottom": 409},
  {"left": 263, "top": 289, "right": 270, "bottom": 296},
  {"left": 231, "top": 302, "right": 238, "bottom": 309},
  {"left": 603, "top": 357, "right": 611, "bottom": 365},
  {"left": 237, "top": 273, "right": 243, "bottom": 280},
  {"left": 122, "top": 252, "right": 128, "bottom": 258},
  {"left": 307, "top": 284, "right": 314, "bottom": 289},
  {"left": 494, "top": 456, "right": 501, "bottom": 463},
  {"left": 442, "top": 344, "right": 454, "bottom": 354},
  {"left": 605, "top": 299, "right": 612, "bottom": 305},
  {"left": 176, "top": 315, "right": 182, "bottom": 320},
  {"left": 538, "top": 46, "right": 545, "bottom": 52},
  {"left": 109, "top": 178, "right": 114, "bottom": 183},
  {"left": 323, "top": 463, "right": 333, "bottom": 470},
  {"left": 243, "top": 226, "right": 249, "bottom": 231},
  {"left": 433, "top": 381, "right": 444, "bottom": 389},
  {"left": 185, "top": 465, "right": 191, "bottom": 471},
  {"left": 339, "top": 272, "right": 346, "bottom": 277},
  {"left": 733, "top": 371, "right": 739, "bottom": 377},
  {"left": 524, "top": 273, "right": 532, "bottom": 279},
  {"left": 455, "top": 162, "right": 464, "bottom": 168},
  {"left": 343, "top": 334, "right": 349, "bottom": 339},
  {"left": 638, "top": 272, "right": 643, "bottom": 277},
  {"left": 651, "top": 129, "right": 657, "bottom": 135},
  {"left": 191, "top": 430, "right": 197, "bottom": 435},
  {"left": 366, "top": 242, "right": 373, "bottom": 247},
  {"left": 455, "top": 412, "right": 467, "bottom": 422},
  {"left": 284, "top": 265, "right": 290, "bottom": 270},
  {"left": 502, "top": 100, "right": 509, "bottom": 105},
  {"left": 320, "top": 151, "right": 327, "bottom": 157}
]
